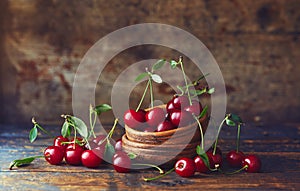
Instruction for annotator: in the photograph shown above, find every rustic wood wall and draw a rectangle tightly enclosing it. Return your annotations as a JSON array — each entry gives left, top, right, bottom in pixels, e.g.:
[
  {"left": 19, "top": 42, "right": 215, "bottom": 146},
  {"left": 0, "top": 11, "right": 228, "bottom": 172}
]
[{"left": 0, "top": 0, "right": 299, "bottom": 125}]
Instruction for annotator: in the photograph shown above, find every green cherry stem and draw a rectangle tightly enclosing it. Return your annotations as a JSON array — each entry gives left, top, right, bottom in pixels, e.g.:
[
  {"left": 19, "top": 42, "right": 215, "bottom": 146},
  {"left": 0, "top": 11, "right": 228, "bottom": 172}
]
[
  {"left": 31, "top": 118, "right": 54, "bottom": 137},
  {"left": 132, "top": 163, "right": 164, "bottom": 174},
  {"left": 218, "top": 165, "right": 248, "bottom": 175},
  {"left": 89, "top": 105, "right": 97, "bottom": 139},
  {"left": 193, "top": 115, "right": 204, "bottom": 150},
  {"left": 178, "top": 57, "right": 192, "bottom": 106},
  {"left": 213, "top": 115, "right": 229, "bottom": 155},
  {"left": 149, "top": 77, "right": 154, "bottom": 108},
  {"left": 236, "top": 123, "right": 241, "bottom": 152},
  {"left": 136, "top": 80, "right": 150, "bottom": 112},
  {"left": 143, "top": 167, "right": 175, "bottom": 182}
]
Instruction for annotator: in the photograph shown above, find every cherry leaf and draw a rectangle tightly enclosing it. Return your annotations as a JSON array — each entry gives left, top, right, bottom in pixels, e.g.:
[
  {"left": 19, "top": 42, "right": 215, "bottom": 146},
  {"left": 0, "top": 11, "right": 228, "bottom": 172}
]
[
  {"left": 151, "top": 74, "right": 162, "bottom": 83},
  {"left": 170, "top": 60, "right": 178, "bottom": 69},
  {"left": 135, "top": 72, "right": 148, "bottom": 82},
  {"left": 226, "top": 118, "right": 236, "bottom": 126},
  {"left": 61, "top": 121, "right": 70, "bottom": 138},
  {"left": 152, "top": 59, "right": 166, "bottom": 71},
  {"left": 29, "top": 126, "right": 38, "bottom": 143},
  {"left": 207, "top": 88, "right": 215, "bottom": 94},
  {"left": 70, "top": 116, "right": 88, "bottom": 139},
  {"left": 230, "top": 113, "right": 243, "bottom": 123},
  {"left": 9, "top": 156, "right": 40, "bottom": 170},
  {"left": 127, "top": 153, "right": 137, "bottom": 159},
  {"left": 199, "top": 105, "right": 208, "bottom": 118},
  {"left": 94, "top": 104, "right": 112, "bottom": 115},
  {"left": 104, "top": 141, "right": 115, "bottom": 163}
]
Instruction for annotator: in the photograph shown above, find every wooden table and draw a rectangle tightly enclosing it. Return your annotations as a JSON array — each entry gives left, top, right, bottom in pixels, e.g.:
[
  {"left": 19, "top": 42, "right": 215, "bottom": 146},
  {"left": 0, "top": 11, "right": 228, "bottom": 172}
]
[{"left": 0, "top": 123, "right": 299, "bottom": 190}]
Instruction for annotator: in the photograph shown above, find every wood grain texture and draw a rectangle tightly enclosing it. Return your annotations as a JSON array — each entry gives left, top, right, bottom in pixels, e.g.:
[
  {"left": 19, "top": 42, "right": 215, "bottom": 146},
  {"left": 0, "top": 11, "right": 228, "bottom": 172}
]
[{"left": 1, "top": 124, "right": 299, "bottom": 190}]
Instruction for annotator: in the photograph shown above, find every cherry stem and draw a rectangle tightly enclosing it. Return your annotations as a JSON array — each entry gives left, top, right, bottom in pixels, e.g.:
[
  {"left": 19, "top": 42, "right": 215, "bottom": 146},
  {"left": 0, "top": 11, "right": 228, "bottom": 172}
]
[
  {"left": 136, "top": 80, "right": 150, "bottom": 112},
  {"left": 218, "top": 165, "right": 248, "bottom": 175},
  {"left": 133, "top": 163, "right": 164, "bottom": 174},
  {"left": 178, "top": 57, "right": 192, "bottom": 106},
  {"left": 236, "top": 123, "right": 241, "bottom": 152},
  {"left": 213, "top": 116, "right": 228, "bottom": 155},
  {"left": 99, "top": 118, "right": 119, "bottom": 146},
  {"left": 143, "top": 167, "right": 175, "bottom": 182},
  {"left": 193, "top": 115, "right": 204, "bottom": 150},
  {"left": 32, "top": 118, "right": 54, "bottom": 138},
  {"left": 149, "top": 78, "right": 154, "bottom": 108},
  {"left": 89, "top": 105, "right": 97, "bottom": 139}
]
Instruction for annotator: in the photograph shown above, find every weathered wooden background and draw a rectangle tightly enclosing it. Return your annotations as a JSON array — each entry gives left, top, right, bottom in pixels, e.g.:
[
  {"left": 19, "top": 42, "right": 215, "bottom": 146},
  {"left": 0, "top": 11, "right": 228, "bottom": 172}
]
[{"left": 0, "top": 0, "right": 299, "bottom": 126}]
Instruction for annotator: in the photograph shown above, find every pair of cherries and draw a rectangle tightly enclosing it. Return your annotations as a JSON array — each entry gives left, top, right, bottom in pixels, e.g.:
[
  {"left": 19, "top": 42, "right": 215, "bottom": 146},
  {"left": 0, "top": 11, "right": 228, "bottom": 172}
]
[{"left": 124, "top": 95, "right": 202, "bottom": 132}]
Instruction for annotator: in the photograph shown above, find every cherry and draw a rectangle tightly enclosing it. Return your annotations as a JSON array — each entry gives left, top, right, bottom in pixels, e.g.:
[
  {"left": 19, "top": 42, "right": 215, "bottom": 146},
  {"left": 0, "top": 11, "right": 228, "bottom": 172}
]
[
  {"left": 166, "top": 99, "right": 176, "bottom": 113},
  {"left": 114, "top": 139, "right": 122, "bottom": 151},
  {"left": 170, "top": 110, "right": 194, "bottom": 127},
  {"left": 145, "top": 107, "right": 165, "bottom": 127},
  {"left": 175, "top": 157, "right": 196, "bottom": 177},
  {"left": 113, "top": 151, "right": 131, "bottom": 173},
  {"left": 184, "top": 100, "right": 202, "bottom": 116},
  {"left": 92, "top": 135, "right": 115, "bottom": 149},
  {"left": 53, "top": 136, "right": 69, "bottom": 153},
  {"left": 242, "top": 154, "right": 261, "bottom": 173},
  {"left": 194, "top": 155, "right": 213, "bottom": 173},
  {"left": 156, "top": 120, "right": 175, "bottom": 132},
  {"left": 172, "top": 95, "right": 189, "bottom": 110},
  {"left": 65, "top": 144, "right": 84, "bottom": 165},
  {"left": 208, "top": 146, "right": 223, "bottom": 156},
  {"left": 123, "top": 109, "right": 146, "bottom": 129},
  {"left": 81, "top": 150, "right": 103, "bottom": 168},
  {"left": 206, "top": 151, "right": 223, "bottom": 169},
  {"left": 226, "top": 150, "right": 245, "bottom": 167},
  {"left": 44, "top": 146, "right": 64, "bottom": 165}
]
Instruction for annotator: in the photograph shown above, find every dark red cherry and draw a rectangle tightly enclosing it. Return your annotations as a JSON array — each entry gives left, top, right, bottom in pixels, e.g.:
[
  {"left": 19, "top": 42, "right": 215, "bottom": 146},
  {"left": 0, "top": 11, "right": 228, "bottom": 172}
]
[
  {"left": 208, "top": 147, "right": 223, "bottom": 156},
  {"left": 123, "top": 109, "right": 146, "bottom": 129},
  {"left": 156, "top": 120, "right": 175, "bottom": 132},
  {"left": 226, "top": 150, "right": 245, "bottom": 167},
  {"left": 170, "top": 110, "right": 194, "bottom": 127},
  {"left": 113, "top": 151, "right": 131, "bottom": 173},
  {"left": 166, "top": 99, "right": 176, "bottom": 113},
  {"left": 65, "top": 145, "right": 84, "bottom": 165},
  {"left": 44, "top": 146, "right": 64, "bottom": 165},
  {"left": 242, "top": 154, "right": 261, "bottom": 173},
  {"left": 53, "top": 136, "right": 69, "bottom": 153},
  {"left": 81, "top": 150, "right": 103, "bottom": 168},
  {"left": 114, "top": 139, "right": 122, "bottom": 151},
  {"left": 145, "top": 107, "right": 165, "bottom": 127},
  {"left": 184, "top": 100, "right": 202, "bottom": 116},
  {"left": 194, "top": 155, "right": 213, "bottom": 173},
  {"left": 172, "top": 96, "right": 189, "bottom": 110},
  {"left": 91, "top": 135, "right": 115, "bottom": 149},
  {"left": 206, "top": 151, "right": 223, "bottom": 169},
  {"left": 175, "top": 157, "right": 196, "bottom": 177}
]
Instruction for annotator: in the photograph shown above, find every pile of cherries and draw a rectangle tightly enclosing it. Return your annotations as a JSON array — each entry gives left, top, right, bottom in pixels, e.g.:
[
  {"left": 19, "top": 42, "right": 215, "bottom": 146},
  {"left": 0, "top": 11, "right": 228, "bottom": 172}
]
[{"left": 44, "top": 135, "right": 131, "bottom": 173}]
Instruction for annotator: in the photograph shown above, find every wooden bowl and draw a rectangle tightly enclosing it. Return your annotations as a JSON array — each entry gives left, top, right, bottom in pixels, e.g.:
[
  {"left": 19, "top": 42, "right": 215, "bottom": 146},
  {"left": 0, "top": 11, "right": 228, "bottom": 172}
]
[{"left": 122, "top": 105, "right": 208, "bottom": 166}]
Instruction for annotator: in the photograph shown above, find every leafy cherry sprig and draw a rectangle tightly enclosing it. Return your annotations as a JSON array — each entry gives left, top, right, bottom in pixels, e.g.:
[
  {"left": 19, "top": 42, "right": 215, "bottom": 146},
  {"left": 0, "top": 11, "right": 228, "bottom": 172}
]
[
  {"left": 135, "top": 59, "right": 166, "bottom": 110},
  {"left": 29, "top": 118, "right": 54, "bottom": 143}
]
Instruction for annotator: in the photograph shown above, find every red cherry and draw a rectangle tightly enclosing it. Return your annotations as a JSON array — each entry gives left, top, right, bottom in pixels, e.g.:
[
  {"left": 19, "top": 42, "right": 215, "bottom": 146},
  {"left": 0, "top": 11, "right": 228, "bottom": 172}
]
[
  {"left": 91, "top": 135, "right": 115, "bottom": 149},
  {"left": 156, "top": 120, "right": 175, "bottom": 132},
  {"left": 145, "top": 107, "right": 166, "bottom": 127},
  {"left": 208, "top": 147, "right": 223, "bottom": 156},
  {"left": 194, "top": 155, "right": 213, "bottom": 173},
  {"left": 226, "top": 150, "right": 245, "bottom": 167},
  {"left": 114, "top": 139, "right": 122, "bottom": 151},
  {"left": 242, "top": 154, "right": 261, "bottom": 173},
  {"left": 65, "top": 145, "right": 84, "bottom": 165},
  {"left": 172, "top": 96, "right": 189, "bottom": 110},
  {"left": 175, "top": 158, "right": 196, "bottom": 177},
  {"left": 123, "top": 109, "right": 146, "bottom": 129},
  {"left": 170, "top": 110, "right": 194, "bottom": 127},
  {"left": 81, "top": 150, "right": 103, "bottom": 168},
  {"left": 206, "top": 151, "right": 223, "bottom": 168},
  {"left": 44, "top": 146, "right": 64, "bottom": 165},
  {"left": 184, "top": 100, "right": 202, "bottom": 116},
  {"left": 53, "top": 136, "right": 69, "bottom": 153},
  {"left": 166, "top": 99, "right": 176, "bottom": 113},
  {"left": 113, "top": 151, "right": 131, "bottom": 173}
]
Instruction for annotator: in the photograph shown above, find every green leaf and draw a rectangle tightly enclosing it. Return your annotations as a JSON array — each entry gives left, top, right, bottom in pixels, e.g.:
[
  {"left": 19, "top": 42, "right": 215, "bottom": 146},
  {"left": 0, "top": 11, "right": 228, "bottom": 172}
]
[
  {"left": 199, "top": 105, "right": 208, "bottom": 118},
  {"left": 170, "top": 60, "right": 178, "bottom": 69},
  {"left": 207, "top": 88, "right": 215, "bottom": 94},
  {"left": 230, "top": 113, "right": 243, "bottom": 123},
  {"left": 226, "top": 118, "right": 236, "bottom": 126},
  {"left": 152, "top": 59, "right": 166, "bottom": 71},
  {"left": 70, "top": 116, "right": 88, "bottom": 139},
  {"left": 135, "top": 72, "right": 148, "bottom": 82},
  {"left": 9, "top": 156, "right": 42, "bottom": 170},
  {"left": 151, "top": 74, "right": 162, "bottom": 83},
  {"left": 94, "top": 104, "right": 112, "bottom": 115},
  {"left": 127, "top": 153, "right": 137, "bottom": 159},
  {"left": 61, "top": 121, "right": 70, "bottom": 138},
  {"left": 196, "top": 146, "right": 211, "bottom": 169},
  {"left": 104, "top": 141, "right": 115, "bottom": 163},
  {"left": 196, "top": 145, "right": 205, "bottom": 155},
  {"left": 29, "top": 126, "right": 38, "bottom": 143}
]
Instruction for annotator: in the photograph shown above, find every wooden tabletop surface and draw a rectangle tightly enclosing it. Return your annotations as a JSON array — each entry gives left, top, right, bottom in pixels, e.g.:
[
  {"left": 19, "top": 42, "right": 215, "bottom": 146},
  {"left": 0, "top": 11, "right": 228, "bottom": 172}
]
[{"left": 0, "top": 123, "right": 299, "bottom": 191}]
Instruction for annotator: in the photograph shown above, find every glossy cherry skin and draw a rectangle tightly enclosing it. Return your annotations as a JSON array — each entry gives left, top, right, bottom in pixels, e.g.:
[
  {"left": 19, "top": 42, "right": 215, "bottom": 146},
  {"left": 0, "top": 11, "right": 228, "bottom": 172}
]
[
  {"left": 170, "top": 110, "right": 194, "bottom": 127},
  {"left": 226, "top": 150, "right": 245, "bottom": 167},
  {"left": 156, "top": 120, "right": 175, "bottom": 132},
  {"left": 44, "top": 146, "right": 64, "bottom": 165},
  {"left": 81, "top": 150, "right": 103, "bottom": 168},
  {"left": 242, "top": 154, "right": 261, "bottom": 173},
  {"left": 184, "top": 100, "right": 202, "bottom": 116},
  {"left": 175, "top": 157, "right": 196, "bottom": 177},
  {"left": 91, "top": 135, "right": 115, "bottom": 149},
  {"left": 194, "top": 155, "right": 213, "bottom": 173},
  {"left": 172, "top": 96, "right": 189, "bottom": 110},
  {"left": 206, "top": 151, "right": 223, "bottom": 169},
  {"left": 65, "top": 144, "right": 85, "bottom": 165},
  {"left": 53, "top": 136, "right": 69, "bottom": 153},
  {"left": 145, "top": 107, "right": 166, "bottom": 127},
  {"left": 123, "top": 109, "right": 146, "bottom": 129},
  {"left": 114, "top": 139, "right": 122, "bottom": 151},
  {"left": 166, "top": 99, "right": 176, "bottom": 113},
  {"left": 113, "top": 151, "right": 131, "bottom": 173}
]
